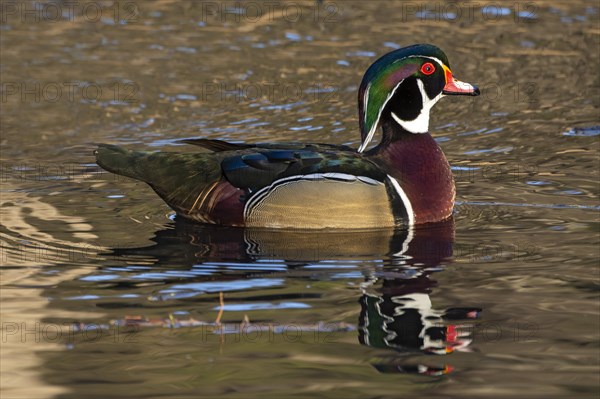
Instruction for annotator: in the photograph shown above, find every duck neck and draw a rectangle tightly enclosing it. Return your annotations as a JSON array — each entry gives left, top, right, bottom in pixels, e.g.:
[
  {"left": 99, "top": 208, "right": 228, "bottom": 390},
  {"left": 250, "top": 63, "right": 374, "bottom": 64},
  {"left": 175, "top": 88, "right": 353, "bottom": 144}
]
[
  {"left": 371, "top": 118, "right": 455, "bottom": 224},
  {"left": 380, "top": 118, "right": 422, "bottom": 146}
]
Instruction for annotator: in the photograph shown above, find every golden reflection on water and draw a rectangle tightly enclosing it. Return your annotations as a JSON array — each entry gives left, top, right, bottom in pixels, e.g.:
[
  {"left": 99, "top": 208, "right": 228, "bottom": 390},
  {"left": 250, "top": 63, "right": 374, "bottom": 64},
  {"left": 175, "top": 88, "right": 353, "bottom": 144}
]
[{"left": 0, "top": 188, "right": 108, "bottom": 398}]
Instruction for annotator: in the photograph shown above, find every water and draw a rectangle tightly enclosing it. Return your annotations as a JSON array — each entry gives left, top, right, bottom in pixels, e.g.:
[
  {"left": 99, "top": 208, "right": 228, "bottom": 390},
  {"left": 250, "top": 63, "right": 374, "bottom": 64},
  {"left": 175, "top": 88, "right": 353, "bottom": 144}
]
[{"left": 1, "top": 1, "right": 599, "bottom": 398}]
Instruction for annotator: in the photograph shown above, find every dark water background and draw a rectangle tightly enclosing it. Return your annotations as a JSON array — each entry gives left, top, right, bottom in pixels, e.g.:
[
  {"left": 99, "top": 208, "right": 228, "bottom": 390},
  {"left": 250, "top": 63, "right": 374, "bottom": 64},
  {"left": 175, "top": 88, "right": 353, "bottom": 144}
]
[{"left": 1, "top": 1, "right": 599, "bottom": 398}]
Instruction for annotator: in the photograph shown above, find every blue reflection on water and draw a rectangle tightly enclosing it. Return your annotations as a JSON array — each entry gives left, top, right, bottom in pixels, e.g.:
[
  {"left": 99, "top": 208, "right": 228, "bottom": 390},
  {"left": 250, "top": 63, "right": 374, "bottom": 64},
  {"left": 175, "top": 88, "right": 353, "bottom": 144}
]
[{"left": 212, "top": 302, "right": 310, "bottom": 311}]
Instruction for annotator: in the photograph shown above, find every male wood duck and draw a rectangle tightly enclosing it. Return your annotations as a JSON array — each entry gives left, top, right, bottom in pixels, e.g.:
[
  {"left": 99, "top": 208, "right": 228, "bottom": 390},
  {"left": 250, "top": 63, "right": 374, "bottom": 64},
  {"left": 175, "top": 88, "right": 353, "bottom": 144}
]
[{"left": 95, "top": 44, "right": 479, "bottom": 229}]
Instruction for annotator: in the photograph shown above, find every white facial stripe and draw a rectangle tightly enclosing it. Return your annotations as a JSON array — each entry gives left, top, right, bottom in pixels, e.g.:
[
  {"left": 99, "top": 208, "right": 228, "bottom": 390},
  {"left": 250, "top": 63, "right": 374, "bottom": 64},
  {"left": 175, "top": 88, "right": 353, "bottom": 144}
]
[
  {"left": 358, "top": 83, "right": 372, "bottom": 153},
  {"left": 358, "top": 79, "right": 405, "bottom": 153},
  {"left": 391, "top": 79, "right": 443, "bottom": 134},
  {"left": 363, "top": 83, "right": 371, "bottom": 123},
  {"left": 406, "top": 55, "right": 447, "bottom": 70}
]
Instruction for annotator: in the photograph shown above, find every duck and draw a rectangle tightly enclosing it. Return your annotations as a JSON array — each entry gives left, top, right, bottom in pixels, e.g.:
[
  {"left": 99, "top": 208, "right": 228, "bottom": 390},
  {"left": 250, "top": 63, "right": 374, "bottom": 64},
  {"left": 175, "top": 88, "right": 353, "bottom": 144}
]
[{"left": 95, "top": 44, "right": 479, "bottom": 229}]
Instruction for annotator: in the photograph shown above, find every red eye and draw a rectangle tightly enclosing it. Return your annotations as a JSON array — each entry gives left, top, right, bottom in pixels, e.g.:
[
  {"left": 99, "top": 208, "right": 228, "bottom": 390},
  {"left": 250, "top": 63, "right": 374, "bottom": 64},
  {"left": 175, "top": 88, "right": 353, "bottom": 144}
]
[{"left": 421, "top": 62, "right": 435, "bottom": 75}]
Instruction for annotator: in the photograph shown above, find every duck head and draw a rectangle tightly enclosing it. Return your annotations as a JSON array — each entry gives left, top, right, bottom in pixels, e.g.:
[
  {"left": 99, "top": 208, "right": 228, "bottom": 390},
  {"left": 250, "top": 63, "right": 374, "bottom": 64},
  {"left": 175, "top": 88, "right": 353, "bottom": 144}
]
[{"left": 358, "top": 44, "right": 480, "bottom": 152}]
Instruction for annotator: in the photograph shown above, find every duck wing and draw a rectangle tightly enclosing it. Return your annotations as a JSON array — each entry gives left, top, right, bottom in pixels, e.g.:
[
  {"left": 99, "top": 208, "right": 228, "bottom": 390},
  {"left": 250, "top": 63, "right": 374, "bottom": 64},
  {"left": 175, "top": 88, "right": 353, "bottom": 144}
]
[{"left": 95, "top": 140, "right": 392, "bottom": 226}]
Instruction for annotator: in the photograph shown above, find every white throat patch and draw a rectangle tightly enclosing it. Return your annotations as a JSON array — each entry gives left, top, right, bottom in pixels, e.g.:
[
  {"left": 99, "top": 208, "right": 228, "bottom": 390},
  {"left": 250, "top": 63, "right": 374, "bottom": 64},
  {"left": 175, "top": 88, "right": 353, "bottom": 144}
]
[{"left": 391, "top": 79, "right": 443, "bottom": 134}]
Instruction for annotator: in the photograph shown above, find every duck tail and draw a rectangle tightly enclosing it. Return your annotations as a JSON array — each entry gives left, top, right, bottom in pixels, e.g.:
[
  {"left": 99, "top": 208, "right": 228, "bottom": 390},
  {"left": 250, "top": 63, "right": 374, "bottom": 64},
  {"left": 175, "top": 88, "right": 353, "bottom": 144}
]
[
  {"left": 94, "top": 144, "right": 148, "bottom": 181},
  {"left": 94, "top": 144, "right": 224, "bottom": 214}
]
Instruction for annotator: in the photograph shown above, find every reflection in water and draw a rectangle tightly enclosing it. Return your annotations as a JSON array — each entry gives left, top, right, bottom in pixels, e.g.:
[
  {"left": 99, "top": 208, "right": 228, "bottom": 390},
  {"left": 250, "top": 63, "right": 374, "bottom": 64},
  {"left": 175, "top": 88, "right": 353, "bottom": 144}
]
[
  {"left": 70, "top": 217, "right": 481, "bottom": 376},
  {"left": 357, "top": 220, "right": 481, "bottom": 375}
]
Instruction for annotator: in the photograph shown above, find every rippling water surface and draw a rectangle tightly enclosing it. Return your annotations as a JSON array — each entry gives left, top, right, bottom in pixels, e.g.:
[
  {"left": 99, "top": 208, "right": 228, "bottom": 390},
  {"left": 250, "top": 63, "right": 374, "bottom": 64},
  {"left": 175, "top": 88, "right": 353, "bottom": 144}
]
[{"left": 1, "top": 1, "right": 598, "bottom": 398}]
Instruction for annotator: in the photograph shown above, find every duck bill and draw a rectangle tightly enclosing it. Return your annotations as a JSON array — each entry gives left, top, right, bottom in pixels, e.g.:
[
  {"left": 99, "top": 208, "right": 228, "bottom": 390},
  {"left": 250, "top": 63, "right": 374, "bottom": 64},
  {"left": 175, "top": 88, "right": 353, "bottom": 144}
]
[{"left": 442, "top": 67, "right": 480, "bottom": 96}]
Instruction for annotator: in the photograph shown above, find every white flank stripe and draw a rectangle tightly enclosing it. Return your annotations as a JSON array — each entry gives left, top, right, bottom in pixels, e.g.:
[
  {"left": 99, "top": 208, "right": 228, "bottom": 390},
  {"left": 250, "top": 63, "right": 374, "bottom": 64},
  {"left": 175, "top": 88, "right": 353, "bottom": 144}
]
[
  {"left": 387, "top": 174, "right": 415, "bottom": 256},
  {"left": 322, "top": 172, "right": 357, "bottom": 181},
  {"left": 387, "top": 175, "right": 414, "bottom": 226},
  {"left": 357, "top": 176, "right": 381, "bottom": 185}
]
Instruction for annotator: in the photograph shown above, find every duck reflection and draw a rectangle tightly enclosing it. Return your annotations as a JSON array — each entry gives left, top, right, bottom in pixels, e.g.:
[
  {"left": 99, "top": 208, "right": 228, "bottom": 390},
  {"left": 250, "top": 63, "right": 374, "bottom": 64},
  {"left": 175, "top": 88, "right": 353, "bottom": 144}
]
[
  {"left": 358, "top": 221, "right": 480, "bottom": 358},
  {"left": 112, "top": 219, "right": 407, "bottom": 263},
  {"left": 108, "top": 217, "right": 480, "bottom": 374}
]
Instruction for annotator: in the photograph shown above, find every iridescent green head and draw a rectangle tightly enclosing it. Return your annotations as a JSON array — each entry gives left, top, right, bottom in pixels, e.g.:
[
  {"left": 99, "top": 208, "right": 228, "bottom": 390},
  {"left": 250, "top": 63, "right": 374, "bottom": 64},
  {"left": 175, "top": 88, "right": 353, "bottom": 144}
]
[{"left": 357, "top": 44, "right": 479, "bottom": 152}]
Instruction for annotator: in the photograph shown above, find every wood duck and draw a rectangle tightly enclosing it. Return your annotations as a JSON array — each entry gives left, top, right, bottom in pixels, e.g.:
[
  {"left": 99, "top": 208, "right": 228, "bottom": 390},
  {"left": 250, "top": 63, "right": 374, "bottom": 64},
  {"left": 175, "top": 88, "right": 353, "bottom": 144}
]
[{"left": 95, "top": 44, "right": 479, "bottom": 229}]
